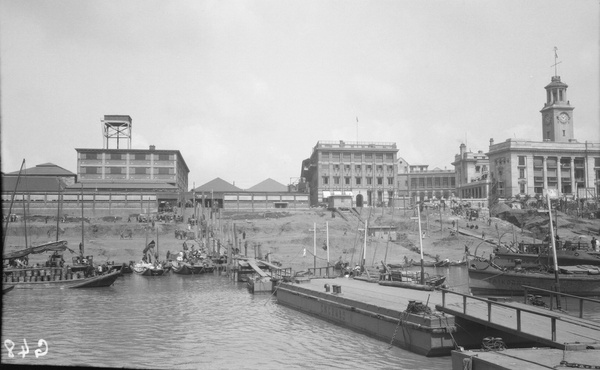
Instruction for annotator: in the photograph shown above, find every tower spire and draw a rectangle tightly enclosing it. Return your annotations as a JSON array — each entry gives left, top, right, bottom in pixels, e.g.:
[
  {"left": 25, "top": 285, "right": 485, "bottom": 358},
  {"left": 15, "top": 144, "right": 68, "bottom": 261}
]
[{"left": 552, "top": 46, "right": 562, "bottom": 77}]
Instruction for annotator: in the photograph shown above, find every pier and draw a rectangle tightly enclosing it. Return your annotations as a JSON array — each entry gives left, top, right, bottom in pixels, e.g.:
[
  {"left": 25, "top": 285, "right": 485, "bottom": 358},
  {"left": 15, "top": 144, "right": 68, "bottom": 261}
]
[
  {"left": 276, "top": 276, "right": 600, "bottom": 361},
  {"left": 437, "top": 288, "right": 600, "bottom": 350}
]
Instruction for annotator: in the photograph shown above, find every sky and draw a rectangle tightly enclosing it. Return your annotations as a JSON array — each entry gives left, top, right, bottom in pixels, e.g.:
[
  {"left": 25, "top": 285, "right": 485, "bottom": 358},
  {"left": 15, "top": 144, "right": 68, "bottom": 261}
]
[{"left": 1, "top": 0, "right": 599, "bottom": 190}]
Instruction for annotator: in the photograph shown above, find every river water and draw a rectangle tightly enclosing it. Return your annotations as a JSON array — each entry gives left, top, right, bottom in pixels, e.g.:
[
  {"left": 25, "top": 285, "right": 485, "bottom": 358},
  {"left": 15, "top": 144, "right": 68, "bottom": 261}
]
[{"left": 2, "top": 267, "right": 599, "bottom": 369}]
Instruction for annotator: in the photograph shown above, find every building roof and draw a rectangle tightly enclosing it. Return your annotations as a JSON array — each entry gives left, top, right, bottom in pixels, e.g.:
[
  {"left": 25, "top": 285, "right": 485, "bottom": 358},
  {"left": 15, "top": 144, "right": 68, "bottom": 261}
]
[
  {"left": 193, "top": 178, "right": 242, "bottom": 193},
  {"left": 65, "top": 182, "right": 179, "bottom": 191},
  {"left": 6, "top": 163, "right": 76, "bottom": 177},
  {"left": 2, "top": 175, "right": 63, "bottom": 193},
  {"left": 247, "top": 178, "right": 288, "bottom": 192}
]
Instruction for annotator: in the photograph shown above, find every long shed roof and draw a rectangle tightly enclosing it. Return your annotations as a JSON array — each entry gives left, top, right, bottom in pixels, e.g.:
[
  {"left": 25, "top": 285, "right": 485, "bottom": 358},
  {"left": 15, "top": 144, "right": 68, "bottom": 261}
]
[
  {"left": 2, "top": 175, "right": 63, "bottom": 193},
  {"left": 193, "top": 178, "right": 242, "bottom": 193},
  {"left": 247, "top": 178, "right": 288, "bottom": 192},
  {"left": 6, "top": 163, "right": 75, "bottom": 177}
]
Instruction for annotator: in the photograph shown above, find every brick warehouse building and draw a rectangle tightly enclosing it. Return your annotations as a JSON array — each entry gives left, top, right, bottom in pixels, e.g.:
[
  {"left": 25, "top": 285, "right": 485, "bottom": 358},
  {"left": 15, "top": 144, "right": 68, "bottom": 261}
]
[{"left": 74, "top": 145, "right": 189, "bottom": 208}]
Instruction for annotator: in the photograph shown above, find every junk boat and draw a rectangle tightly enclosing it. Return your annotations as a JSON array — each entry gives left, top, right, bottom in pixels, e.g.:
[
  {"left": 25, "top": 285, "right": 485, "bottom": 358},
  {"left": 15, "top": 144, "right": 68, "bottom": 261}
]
[
  {"left": 2, "top": 240, "right": 121, "bottom": 289},
  {"left": 467, "top": 254, "right": 600, "bottom": 297}
]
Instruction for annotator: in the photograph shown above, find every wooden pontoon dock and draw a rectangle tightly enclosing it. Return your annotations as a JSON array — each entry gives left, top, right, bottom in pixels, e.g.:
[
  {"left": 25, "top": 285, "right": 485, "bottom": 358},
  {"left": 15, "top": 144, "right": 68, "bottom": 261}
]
[{"left": 276, "top": 277, "right": 600, "bottom": 359}]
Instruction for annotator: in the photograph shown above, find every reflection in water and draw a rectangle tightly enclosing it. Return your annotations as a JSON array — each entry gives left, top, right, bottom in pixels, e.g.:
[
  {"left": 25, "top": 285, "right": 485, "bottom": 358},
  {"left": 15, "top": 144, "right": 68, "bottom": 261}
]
[{"left": 2, "top": 274, "right": 450, "bottom": 369}]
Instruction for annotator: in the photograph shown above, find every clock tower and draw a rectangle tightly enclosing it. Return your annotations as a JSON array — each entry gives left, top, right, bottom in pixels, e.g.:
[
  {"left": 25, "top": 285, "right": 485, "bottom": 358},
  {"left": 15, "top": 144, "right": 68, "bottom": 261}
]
[{"left": 540, "top": 75, "right": 575, "bottom": 142}]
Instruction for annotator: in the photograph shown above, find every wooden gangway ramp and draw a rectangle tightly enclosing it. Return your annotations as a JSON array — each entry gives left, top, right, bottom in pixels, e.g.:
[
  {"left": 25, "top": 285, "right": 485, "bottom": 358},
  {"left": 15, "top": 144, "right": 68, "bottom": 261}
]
[
  {"left": 437, "top": 289, "right": 600, "bottom": 349},
  {"left": 246, "top": 258, "right": 269, "bottom": 277}
]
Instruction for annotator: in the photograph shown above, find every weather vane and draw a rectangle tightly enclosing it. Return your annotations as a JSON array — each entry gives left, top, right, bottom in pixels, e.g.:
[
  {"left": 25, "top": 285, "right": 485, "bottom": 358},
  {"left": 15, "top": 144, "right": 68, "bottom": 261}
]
[{"left": 551, "top": 46, "right": 562, "bottom": 77}]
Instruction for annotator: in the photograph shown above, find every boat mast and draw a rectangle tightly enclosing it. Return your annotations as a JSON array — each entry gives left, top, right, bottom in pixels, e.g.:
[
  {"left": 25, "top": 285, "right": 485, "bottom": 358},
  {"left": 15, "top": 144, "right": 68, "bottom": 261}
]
[
  {"left": 22, "top": 193, "right": 28, "bottom": 248},
  {"left": 546, "top": 192, "right": 561, "bottom": 308},
  {"left": 3, "top": 159, "right": 25, "bottom": 247},
  {"left": 326, "top": 221, "right": 329, "bottom": 276},
  {"left": 313, "top": 222, "right": 316, "bottom": 271},
  {"left": 145, "top": 196, "right": 149, "bottom": 260},
  {"left": 80, "top": 183, "right": 84, "bottom": 255},
  {"left": 417, "top": 203, "right": 425, "bottom": 285},
  {"left": 56, "top": 181, "right": 62, "bottom": 242},
  {"left": 363, "top": 219, "right": 367, "bottom": 269}
]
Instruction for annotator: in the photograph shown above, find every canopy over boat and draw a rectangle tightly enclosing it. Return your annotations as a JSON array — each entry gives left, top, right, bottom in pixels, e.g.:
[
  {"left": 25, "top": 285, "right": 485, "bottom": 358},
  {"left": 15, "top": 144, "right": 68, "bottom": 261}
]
[{"left": 3, "top": 240, "right": 74, "bottom": 260}]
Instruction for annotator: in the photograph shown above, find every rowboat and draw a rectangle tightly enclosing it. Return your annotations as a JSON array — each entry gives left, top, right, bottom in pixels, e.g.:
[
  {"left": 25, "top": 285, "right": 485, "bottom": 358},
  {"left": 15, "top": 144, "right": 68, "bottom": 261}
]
[
  {"left": 3, "top": 285, "right": 15, "bottom": 294},
  {"left": 130, "top": 261, "right": 167, "bottom": 276}
]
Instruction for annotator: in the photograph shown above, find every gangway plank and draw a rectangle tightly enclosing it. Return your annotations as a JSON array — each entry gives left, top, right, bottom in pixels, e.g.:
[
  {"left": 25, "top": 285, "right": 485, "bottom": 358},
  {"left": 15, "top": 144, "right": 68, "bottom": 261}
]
[
  {"left": 258, "top": 260, "right": 282, "bottom": 270},
  {"left": 437, "top": 290, "right": 600, "bottom": 350},
  {"left": 246, "top": 258, "right": 269, "bottom": 277}
]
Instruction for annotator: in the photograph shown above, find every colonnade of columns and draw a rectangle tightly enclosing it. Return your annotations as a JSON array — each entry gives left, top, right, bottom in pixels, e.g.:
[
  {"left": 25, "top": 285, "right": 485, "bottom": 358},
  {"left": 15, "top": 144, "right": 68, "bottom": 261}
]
[{"left": 541, "top": 155, "right": 578, "bottom": 195}]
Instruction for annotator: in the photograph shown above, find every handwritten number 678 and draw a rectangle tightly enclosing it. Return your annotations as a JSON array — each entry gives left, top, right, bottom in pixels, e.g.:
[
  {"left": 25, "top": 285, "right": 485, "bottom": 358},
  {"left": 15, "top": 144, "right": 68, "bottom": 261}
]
[{"left": 4, "top": 339, "right": 48, "bottom": 358}]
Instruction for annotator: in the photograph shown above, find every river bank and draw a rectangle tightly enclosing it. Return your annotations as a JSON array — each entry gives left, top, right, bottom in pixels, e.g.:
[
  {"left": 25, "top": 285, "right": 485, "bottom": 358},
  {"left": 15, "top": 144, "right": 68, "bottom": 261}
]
[{"left": 4, "top": 206, "right": 599, "bottom": 274}]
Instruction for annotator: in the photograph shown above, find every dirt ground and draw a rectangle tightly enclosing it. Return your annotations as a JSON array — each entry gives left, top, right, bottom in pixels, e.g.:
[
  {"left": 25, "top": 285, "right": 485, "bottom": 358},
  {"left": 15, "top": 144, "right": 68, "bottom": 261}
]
[{"left": 3, "top": 206, "right": 600, "bottom": 272}]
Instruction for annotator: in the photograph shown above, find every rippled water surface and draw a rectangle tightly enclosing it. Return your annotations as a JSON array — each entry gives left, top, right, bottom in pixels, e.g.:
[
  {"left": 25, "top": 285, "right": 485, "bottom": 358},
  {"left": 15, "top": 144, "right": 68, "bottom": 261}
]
[{"left": 2, "top": 273, "right": 451, "bottom": 369}]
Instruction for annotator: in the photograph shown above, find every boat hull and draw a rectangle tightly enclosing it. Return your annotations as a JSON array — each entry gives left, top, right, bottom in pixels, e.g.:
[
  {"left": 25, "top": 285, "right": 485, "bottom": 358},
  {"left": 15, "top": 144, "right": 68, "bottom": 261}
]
[
  {"left": 171, "top": 262, "right": 193, "bottom": 275},
  {"left": 378, "top": 280, "right": 434, "bottom": 291},
  {"left": 170, "top": 261, "right": 211, "bottom": 275},
  {"left": 468, "top": 267, "right": 600, "bottom": 297},
  {"left": 494, "top": 249, "right": 600, "bottom": 268},
  {"left": 2, "top": 268, "right": 121, "bottom": 289},
  {"left": 131, "top": 264, "right": 167, "bottom": 276}
]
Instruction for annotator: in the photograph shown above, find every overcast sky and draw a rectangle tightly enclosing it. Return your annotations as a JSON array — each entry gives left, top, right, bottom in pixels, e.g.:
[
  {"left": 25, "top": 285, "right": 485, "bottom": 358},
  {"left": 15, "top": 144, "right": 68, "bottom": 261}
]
[{"left": 1, "top": 0, "right": 598, "bottom": 190}]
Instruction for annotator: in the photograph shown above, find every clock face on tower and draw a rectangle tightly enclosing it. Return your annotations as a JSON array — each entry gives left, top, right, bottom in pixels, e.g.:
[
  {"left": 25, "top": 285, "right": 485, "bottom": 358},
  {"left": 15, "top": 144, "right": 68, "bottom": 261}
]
[{"left": 558, "top": 112, "right": 569, "bottom": 124}]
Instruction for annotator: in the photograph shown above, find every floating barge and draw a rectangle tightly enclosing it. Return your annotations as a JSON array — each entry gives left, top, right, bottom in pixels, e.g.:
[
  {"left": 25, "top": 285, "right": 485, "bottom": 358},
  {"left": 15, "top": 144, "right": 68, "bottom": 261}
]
[
  {"left": 276, "top": 277, "right": 457, "bottom": 357},
  {"left": 451, "top": 346, "right": 600, "bottom": 370}
]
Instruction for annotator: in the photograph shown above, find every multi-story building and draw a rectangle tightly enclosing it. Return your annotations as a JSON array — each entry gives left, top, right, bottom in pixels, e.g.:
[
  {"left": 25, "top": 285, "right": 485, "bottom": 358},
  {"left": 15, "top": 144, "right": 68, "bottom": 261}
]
[
  {"left": 75, "top": 145, "right": 189, "bottom": 194},
  {"left": 301, "top": 140, "right": 398, "bottom": 207},
  {"left": 396, "top": 158, "right": 456, "bottom": 203},
  {"left": 452, "top": 144, "right": 490, "bottom": 200},
  {"left": 487, "top": 74, "right": 600, "bottom": 200}
]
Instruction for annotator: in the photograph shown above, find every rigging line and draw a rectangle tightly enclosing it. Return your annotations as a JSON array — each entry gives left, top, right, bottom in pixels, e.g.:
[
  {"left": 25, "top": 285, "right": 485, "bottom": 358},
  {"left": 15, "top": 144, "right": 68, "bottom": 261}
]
[
  {"left": 284, "top": 247, "right": 304, "bottom": 266},
  {"left": 349, "top": 213, "right": 362, "bottom": 266},
  {"left": 442, "top": 316, "right": 460, "bottom": 350},
  {"left": 305, "top": 249, "right": 329, "bottom": 261},
  {"left": 388, "top": 310, "right": 410, "bottom": 349}
]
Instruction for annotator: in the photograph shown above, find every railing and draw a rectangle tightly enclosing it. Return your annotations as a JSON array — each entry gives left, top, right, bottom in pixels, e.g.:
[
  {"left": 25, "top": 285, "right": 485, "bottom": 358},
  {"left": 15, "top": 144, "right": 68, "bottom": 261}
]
[
  {"left": 308, "top": 266, "right": 335, "bottom": 277},
  {"left": 523, "top": 285, "right": 600, "bottom": 318},
  {"left": 272, "top": 267, "right": 293, "bottom": 278},
  {"left": 440, "top": 288, "right": 568, "bottom": 342}
]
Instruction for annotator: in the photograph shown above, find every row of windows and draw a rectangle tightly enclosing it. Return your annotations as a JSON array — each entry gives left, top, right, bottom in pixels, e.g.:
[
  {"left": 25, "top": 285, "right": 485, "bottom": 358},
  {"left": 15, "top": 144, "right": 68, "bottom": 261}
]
[
  {"left": 321, "top": 164, "right": 394, "bottom": 173},
  {"left": 319, "top": 152, "right": 395, "bottom": 162},
  {"left": 81, "top": 167, "right": 174, "bottom": 175},
  {"left": 322, "top": 176, "right": 394, "bottom": 186},
  {"left": 530, "top": 156, "right": 588, "bottom": 168},
  {"left": 81, "top": 153, "right": 174, "bottom": 161},
  {"left": 409, "top": 177, "right": 456, "bottom": 188}
]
